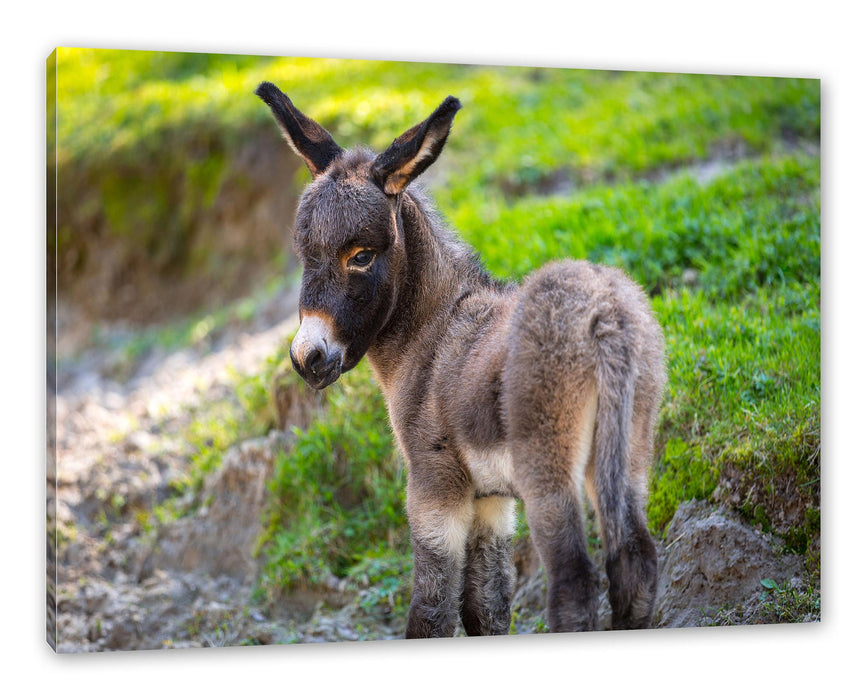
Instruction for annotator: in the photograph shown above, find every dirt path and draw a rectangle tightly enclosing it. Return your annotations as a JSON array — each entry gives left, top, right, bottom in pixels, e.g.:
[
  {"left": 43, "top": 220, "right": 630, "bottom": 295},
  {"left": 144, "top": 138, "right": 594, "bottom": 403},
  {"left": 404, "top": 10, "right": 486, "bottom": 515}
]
[{"left": 49, "top": 286, "right": 311, "bottom": 651}]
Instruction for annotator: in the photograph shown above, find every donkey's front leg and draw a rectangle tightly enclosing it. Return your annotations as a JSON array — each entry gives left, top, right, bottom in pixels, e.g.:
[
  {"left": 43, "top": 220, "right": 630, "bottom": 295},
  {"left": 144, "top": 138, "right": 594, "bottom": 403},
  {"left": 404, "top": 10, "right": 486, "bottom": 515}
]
[
  {"left": 461, "top": 496, "right": 517, "bottom": 636},
  {"left": 405, "top": 470, "right": 474, "bottom": 638}
]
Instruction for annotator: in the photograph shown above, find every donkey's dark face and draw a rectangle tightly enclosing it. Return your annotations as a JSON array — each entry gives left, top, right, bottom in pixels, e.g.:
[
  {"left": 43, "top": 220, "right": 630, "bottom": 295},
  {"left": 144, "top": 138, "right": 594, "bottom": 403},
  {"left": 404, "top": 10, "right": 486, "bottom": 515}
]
[
  {"left": 290, "top": 156, "right": 405, "bottom": 388},
  {"left": 255, "top": 82, "right": 461, "bottom": 389}
]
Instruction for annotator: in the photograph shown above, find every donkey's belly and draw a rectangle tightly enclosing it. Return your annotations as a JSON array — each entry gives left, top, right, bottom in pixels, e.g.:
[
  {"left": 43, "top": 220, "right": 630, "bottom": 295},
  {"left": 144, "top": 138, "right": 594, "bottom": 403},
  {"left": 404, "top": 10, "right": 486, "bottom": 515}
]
[{"left": 461, "top": 444, "right": 518, "bottom": 498}]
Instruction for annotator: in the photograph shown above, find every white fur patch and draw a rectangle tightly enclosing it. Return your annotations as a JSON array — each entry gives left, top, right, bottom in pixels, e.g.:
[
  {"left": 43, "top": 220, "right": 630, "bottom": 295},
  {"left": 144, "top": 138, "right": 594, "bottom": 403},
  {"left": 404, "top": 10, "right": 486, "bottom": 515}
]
[
  {"left": 440, "top": 501, "right": 474, "bottom": 557},
  {"left": 474, "top": 496, "right": 516, "bottom": 538},
  {"left": 414, "top": 498, "right": 474, "bottom": 560},
  {"left": 462, "top": 445, "right": 514, "bottom": 496},
  {"left": 291, "top": 313, "right": 346, "bottom": 368}
]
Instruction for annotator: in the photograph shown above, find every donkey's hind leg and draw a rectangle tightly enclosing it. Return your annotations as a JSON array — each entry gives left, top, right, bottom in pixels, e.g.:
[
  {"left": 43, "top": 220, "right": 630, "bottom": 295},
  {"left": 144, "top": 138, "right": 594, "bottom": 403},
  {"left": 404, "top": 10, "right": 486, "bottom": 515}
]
[
  {"left": 460, "top": 496, "right": 517, "bottom": 636},
  {"left": 604, "top": 505, "right": 657, "bottom": 630},
  {"left": 511, "top": 432, "right": 601, "bottom": 633}
]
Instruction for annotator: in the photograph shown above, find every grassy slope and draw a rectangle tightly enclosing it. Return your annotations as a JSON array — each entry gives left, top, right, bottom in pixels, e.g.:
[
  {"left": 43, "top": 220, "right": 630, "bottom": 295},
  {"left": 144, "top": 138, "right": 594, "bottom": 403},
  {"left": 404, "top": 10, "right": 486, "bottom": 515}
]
[
  {"left": 253, "top": 153, "right": 820, "bottom": 615},
  {"left": 250, "top": 71, "right": 820, "bottom": 616},
  {"left": 56, "top": 50, "right": 820, "bottom": 622}
]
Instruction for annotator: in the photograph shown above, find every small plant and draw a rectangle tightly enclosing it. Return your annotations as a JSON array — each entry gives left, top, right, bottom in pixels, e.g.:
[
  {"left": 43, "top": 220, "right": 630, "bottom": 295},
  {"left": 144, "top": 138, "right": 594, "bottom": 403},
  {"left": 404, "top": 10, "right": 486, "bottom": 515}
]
[
  {"left": 255, "top": 359, "right": 407, "bottom": 596},
  {"left": 705, "top": 577, "right": 820, "bottom": 626},
  {"left": 758, "top": 578, "right": 821, "bottom": 624},
  {"left": 345, "top": 545, "right": 413, "bottom": 616}
]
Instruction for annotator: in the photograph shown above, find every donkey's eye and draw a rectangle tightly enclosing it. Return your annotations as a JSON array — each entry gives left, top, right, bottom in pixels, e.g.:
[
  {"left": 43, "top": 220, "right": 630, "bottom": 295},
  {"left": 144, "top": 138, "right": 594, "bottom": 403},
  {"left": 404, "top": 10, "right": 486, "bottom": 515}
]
[{"left": 348, "top": 250, "right": 375, "bottom": 269}]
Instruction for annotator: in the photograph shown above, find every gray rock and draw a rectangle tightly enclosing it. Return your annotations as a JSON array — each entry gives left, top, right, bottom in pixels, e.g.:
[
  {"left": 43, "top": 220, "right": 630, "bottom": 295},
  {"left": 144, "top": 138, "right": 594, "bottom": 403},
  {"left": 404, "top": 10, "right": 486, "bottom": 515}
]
[
  {"left": 654, "top": 500, "right": 803, "bottom": 627},
  {"left": 148, "top": 431, "right": 292, "bottom": 583}
]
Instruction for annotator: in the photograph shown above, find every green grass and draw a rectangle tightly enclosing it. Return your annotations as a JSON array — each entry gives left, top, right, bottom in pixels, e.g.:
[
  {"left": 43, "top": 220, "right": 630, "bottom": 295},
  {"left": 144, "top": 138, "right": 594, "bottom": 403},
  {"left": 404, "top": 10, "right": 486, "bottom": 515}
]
[
  {"left": 53, "top": 49, "right": 818, "bottom": 289},
  {"left": 54, "top": 50, "right": 818, "bottom": 179},
  {"left": 254, "top": 359, "right": 410, "bottom": 606},
  {"left": 650, "top": 282, "right": 819, "bottom": 535},
  {"left": 450, "top": 153, "right": 819, "bottom": 297}
]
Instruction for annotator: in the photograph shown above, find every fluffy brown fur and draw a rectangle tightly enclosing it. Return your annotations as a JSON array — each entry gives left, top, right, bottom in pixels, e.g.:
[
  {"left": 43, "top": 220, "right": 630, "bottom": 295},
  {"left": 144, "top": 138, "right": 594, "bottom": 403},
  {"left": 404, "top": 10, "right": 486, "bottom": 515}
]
[{"left": 256, "top": 82, "right": 667, "bottom": 636}]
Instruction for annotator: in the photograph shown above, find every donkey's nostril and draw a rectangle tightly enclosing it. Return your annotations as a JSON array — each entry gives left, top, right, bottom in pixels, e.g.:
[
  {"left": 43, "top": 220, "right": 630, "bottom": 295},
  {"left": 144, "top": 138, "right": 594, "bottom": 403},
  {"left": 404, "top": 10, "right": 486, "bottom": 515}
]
[{"left": 307, "top": 347, "right": 325, "bottom": 376}]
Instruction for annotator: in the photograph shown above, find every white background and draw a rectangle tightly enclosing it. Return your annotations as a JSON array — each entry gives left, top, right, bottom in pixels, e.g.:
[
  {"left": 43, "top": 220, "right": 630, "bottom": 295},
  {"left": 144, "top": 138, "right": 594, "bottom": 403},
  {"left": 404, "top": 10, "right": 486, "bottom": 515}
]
[{"left": 5, "top": 1, "right": 860, "bottom": 696}]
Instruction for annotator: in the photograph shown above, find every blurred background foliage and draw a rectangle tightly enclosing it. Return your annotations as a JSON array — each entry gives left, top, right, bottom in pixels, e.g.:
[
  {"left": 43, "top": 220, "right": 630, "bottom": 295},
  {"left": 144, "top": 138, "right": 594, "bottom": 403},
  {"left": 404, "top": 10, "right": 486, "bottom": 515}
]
[
  {"left": 51, "top": 49, "right": 820, "bottom": 611},
  {"left": 51, "top": 49, "right": 818, "bottom": 321}
]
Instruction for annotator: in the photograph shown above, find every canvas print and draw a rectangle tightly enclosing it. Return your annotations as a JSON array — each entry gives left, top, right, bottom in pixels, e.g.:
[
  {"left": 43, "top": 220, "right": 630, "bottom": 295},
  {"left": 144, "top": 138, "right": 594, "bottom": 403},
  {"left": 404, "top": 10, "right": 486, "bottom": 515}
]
[{"left": 47, "top": 48, "right": 820, "bottom": 651}]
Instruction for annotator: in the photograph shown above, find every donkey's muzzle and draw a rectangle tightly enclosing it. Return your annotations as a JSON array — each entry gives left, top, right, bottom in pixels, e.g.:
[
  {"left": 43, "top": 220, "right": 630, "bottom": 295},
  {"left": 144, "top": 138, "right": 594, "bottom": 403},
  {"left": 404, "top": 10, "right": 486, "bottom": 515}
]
[{"left": 291, "top": 343, "right": 342, "bottom": 390}]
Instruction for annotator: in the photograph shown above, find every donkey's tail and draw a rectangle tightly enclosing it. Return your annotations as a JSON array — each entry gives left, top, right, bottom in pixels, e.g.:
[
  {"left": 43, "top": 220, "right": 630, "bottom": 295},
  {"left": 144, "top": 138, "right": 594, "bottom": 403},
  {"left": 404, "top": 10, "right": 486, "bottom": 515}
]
[
  {"left": 591, "top": 331, "right": 639, "bottom": 555},
  {"left": 591, "top": 325, "right": 661, "bottom": 629}
]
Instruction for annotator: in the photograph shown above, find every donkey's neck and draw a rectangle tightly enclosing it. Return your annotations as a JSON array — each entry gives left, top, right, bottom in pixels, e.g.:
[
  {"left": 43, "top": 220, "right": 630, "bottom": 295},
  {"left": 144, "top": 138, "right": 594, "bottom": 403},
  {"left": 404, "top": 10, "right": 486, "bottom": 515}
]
[{"left": 367, "top": 190, "right": 498, "bottom": 383}]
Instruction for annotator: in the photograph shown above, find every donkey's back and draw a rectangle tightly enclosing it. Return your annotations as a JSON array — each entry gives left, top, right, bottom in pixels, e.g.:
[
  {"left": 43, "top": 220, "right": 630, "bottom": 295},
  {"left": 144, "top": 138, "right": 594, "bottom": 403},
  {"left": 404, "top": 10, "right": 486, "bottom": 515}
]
[{"left": 422, "top": 258, "right": 665, "bottom": 630}]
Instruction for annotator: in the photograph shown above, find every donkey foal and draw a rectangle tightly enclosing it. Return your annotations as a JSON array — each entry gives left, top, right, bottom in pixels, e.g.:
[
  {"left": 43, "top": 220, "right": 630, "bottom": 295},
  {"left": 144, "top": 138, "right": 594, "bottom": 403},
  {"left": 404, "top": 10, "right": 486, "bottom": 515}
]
[{"left": 256, "top": 82, "right": 667, "bottom": 636}]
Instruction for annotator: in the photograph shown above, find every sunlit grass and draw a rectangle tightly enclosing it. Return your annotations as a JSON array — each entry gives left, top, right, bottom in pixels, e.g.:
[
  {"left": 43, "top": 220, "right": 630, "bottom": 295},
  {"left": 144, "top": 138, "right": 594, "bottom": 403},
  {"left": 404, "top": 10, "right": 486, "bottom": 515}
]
[
  {"left": 448, "top": 152, "right": 820, "bottom": 298},
  {"left": 649, "top": 281, "right": 819, "bottom": 534},
  {"left": 52, "top": 49, "right": 819, "bottom": 308},
  {"left": 54, "top": 48, "right": 818, "bottom": 180}
]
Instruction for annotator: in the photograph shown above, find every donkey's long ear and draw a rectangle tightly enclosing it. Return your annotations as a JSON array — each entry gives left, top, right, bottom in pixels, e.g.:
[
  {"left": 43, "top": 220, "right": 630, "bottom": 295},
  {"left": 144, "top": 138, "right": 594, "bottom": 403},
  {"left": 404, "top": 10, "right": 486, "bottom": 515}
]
[
  {"left": 255, "top": 82, "right": 343, "bottom": 177},
  {"left": 371, "top": 96, "right": 462, "bottom": 195}
]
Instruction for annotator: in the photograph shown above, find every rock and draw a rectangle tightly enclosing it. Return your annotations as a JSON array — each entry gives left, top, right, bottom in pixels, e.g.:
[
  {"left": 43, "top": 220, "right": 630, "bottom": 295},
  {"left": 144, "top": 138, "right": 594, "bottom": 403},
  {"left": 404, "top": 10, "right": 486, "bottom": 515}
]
[
  {"left": 148, "top": 431, "right": 292, "bottom": 583},
  {"left": 124, "top": 430, "right": 155, "bottom": 454},
  {"left": 681, "top": 268, "right": 700, "bottom": 287},
  {"left": 654, "top": 500, "right": 803, "bottom": 627}
]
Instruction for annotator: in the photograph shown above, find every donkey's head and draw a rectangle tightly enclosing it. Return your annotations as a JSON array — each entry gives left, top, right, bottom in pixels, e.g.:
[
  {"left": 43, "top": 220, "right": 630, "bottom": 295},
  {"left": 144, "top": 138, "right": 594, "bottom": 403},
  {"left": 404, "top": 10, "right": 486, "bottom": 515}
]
[{"left": 256, "top": 82, "right": 461, "bottom": 389}]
